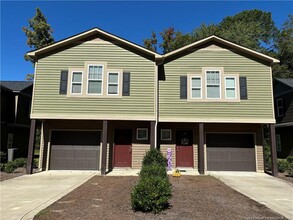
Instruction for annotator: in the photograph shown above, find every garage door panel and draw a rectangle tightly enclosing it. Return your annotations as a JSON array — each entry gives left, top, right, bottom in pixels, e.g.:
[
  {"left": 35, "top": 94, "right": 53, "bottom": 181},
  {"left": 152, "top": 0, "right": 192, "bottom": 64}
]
[
  {"left": 50, "top": 130, "right": 101, "bottom": 170},
  {"left": 207, "top": 134, "right": 256, "bottom": 171}
]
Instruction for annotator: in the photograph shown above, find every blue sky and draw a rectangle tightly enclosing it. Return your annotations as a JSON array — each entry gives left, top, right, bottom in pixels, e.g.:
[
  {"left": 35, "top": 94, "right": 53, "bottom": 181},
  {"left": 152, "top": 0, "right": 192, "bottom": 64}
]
[{"left": 1, "top": 1, "right": 292, "bottom": 81}]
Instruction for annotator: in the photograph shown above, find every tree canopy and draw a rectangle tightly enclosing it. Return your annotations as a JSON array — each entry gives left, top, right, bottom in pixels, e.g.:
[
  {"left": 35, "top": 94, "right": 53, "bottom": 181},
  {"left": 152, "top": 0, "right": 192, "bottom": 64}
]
[
  {"left": 23, "top": 7, "right": 54, "bottom": 80},
  {"left": 143, "top": 10, "right": 293, "bottom": 78}
]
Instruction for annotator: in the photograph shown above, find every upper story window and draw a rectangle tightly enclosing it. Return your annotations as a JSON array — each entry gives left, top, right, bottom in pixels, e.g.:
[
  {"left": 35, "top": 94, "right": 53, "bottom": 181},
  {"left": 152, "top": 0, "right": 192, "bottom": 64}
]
[
  {"left": 107, "top": 72, "right": 119, "bottom": 95},
  {"left": 277, "top": 98, "right": 284, "bottom": 117},
  {"left": 186, "top": 67, "right": 240, "bottom": 102},
  {"left": 87, "top": 65, "right": 103, "bottom": 95},
  {"left": 206, "top": 70, "right": 221, "bottom": 99},
  {"left": 191, "top": 77, "right": 202, "bottom": 99},
  {"left": 64, "top": 62, "right": 127, "bottom": 98},
  {"left": 225, "top": 77, "right": 236, "bottom": 99},
  {"left": 71, "top": 71, "right": 83, "bottom": 94}
]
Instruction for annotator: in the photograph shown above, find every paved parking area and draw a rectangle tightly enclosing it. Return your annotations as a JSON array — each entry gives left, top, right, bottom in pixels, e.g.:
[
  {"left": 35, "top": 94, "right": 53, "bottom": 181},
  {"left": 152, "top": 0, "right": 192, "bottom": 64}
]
[
  {"left": 0, "top": 171, "right": 97, "bottom": 220},
  {"left": 209, "top": 172, "right": 293, "bottom": 219}
]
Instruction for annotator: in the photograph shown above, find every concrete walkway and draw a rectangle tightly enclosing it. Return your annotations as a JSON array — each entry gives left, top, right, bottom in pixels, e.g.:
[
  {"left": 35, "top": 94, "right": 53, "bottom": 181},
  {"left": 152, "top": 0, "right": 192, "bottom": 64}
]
[
  {"left": 208, "top": 172, "right": 293, "bottom": 219},
  {"left": 0, "top": 171, "right": 98, "bottom": 220}
]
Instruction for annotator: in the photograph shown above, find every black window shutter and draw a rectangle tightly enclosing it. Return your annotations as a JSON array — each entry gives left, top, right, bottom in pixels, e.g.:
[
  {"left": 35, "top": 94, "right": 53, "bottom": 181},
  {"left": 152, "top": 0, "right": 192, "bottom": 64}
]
[
  {"left": 123, "top": 72, "right": 130, "bottom": 96},
  {"left": 180, "top": 76, "right": 187, "bottom": 99},
  {"left": 239, "top": 77, "right": 248, "bottom": 100},
  {"left": 59, "top": 70, "right": 68, "bottom": 94}
]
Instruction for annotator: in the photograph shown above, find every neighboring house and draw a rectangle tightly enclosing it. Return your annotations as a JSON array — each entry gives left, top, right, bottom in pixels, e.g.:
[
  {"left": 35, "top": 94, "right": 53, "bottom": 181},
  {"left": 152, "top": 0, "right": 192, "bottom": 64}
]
[
  {"left": 273, "top": 78, "right": 293, "bottom": 158},
  {"left": 0, "top": 81, "right": 33, "bottom": 158},
  {"left": 25, "top": 28, "right": 279, "bottom": 175}
]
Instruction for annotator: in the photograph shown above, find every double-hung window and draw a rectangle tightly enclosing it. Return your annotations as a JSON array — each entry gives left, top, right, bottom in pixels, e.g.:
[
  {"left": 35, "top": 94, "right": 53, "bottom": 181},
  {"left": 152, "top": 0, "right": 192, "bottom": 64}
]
[
  {"left": 225, "top": 77, "right": 236, "bottom": 99},
  {"left": 87, "top": 65, "right": 103, "bottom": 94},
  {"left": 206, "top": 70, "right": 220, "bottom": 99},
  {"left": 71, "top": 71, "right": 83, "bottom": 94},
  {"left": 191, "top": 77, "right": 202, "bottom": 99},
  {"left": 107, "top": 72, "right": 119, "bottom": 95}
]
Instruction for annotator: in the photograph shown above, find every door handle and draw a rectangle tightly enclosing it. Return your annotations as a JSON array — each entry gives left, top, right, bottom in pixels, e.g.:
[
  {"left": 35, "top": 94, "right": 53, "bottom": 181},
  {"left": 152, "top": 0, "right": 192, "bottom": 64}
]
[{"left": 129, "top": 147, "right": 132, "bottom": 153}]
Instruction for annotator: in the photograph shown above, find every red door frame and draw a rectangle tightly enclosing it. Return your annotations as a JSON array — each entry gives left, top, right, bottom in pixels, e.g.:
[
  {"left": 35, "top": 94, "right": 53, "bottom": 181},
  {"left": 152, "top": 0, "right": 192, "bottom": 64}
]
[
  {"left": 113, "top": 129, "right": 132, "bottom": 168},
  {"left": 176, "top": 130, "right": 194, "bottom": 168}
]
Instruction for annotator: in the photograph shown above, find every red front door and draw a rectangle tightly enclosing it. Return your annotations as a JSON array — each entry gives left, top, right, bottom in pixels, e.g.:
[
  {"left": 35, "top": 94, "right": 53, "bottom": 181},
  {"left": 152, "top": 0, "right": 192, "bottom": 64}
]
[
  {"left": 176, "top": 130, "right": 193, "bottom": 167},
  {"left": 114, "top": 129, "right": 132, "bottom": 167}
]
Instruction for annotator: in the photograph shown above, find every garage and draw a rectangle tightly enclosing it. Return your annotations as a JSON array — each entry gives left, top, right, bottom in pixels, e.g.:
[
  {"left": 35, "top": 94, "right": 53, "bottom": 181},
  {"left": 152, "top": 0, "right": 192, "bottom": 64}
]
[
  {"left": 206, "top": 133, "right": 256, "bottom": 171},
  {"left": 50, "top": 130, "right": 101, "bottom": 170}
]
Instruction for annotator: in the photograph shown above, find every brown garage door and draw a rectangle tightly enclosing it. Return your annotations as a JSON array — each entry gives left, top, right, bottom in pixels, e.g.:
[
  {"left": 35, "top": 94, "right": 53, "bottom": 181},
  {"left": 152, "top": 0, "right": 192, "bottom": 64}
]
[
  {"left": 50, "top": 130, "right": 101, "bottom": 170},
  {"left": 207, "top": 133, "right": 256, "bottom": 171}
]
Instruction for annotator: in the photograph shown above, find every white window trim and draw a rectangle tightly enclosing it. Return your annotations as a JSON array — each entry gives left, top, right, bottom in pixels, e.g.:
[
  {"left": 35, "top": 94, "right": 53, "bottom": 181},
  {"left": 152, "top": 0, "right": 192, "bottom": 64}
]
[
  {"left": 225, "top": 76, "right": 237, "bottom": 99},
  {"left": 70, "top": 71, "right": 83, "bottom": 95},
  {"left": 136, "top": 128, "right": 148, "bottom": 140},
  {"left": 107, "top": 71, "right": 120, "bottom": 96},
  {"left": 161, "top": 129, "right": 172, "bottom": 141},
  {"left": 190, "top": 76, "right": 202, "bottom": 99},
  {"left": 277, "top": 98, "right": 284, "bottom": 117},
  {"left": 86, "top": 64, "right": 104, "bottom": 95},
  {"left": 205, "top": 70, "right": 221, "bottom": 99}
]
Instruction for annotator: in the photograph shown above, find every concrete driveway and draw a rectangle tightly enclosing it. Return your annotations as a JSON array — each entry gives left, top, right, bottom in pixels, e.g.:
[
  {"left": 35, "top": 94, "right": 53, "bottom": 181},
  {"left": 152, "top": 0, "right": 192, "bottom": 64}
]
[
  {"left": 0, "top": 171, "right": 97, "bottom": 220},
  {"left": 209, "top": 172, "right": 293, "bottom": 219}
]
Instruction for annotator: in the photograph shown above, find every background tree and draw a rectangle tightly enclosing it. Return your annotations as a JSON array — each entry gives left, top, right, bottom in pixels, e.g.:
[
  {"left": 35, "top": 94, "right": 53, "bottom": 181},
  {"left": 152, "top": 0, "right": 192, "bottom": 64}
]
[
  {"left": 143, "top": 10, "right": 292, "bottom": 78},
  {"left": 23, "top": 7, "right": 54, "bottom": 79},
  {"left": 144, "top": 31, "right": 158, "bottom": 52},
  {"left": 273, "top": 15, "right": 293, "bottom": 78}
]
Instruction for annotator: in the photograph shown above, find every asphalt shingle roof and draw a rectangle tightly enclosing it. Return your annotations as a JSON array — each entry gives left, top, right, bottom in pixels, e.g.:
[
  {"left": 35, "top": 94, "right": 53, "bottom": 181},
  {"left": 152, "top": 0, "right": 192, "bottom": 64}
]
[
  {"left": 0, "top": 81, "right": 33, "bottom": 92},
  {"left": 276, "top": 78, "right": 293, "bottom": 89}
]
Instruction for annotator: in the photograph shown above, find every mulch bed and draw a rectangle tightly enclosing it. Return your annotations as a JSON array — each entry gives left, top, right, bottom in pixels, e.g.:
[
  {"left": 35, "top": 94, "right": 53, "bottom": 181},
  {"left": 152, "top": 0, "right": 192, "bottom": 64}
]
[
  {"left": 34, "top": 175, "right": 284, "bottom": 220},
  {"left": 0, "top": 167, "right": 26, "bottom": 181}
]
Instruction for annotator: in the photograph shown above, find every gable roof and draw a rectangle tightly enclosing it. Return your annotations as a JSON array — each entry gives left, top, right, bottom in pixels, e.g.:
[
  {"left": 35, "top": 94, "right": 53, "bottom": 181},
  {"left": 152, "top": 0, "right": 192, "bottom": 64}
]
[
  {"left": 162, "top": 35, "right": 279, "bottom": 65},
  {"left": 275, "top": 78, "right": 293, "bottom": 89},
  {"left": 0, "top": 81, "right": 33, "bottom": 92},
  {"left": 26, "top": 28, "right": 279, "bottom": 66},
  {"left": 27, "top": 27, "right": 161, "bottom": 61}
]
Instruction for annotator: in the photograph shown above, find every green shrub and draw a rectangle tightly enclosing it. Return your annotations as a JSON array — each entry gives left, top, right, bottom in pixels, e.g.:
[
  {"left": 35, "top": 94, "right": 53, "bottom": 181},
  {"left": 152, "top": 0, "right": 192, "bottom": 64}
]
[
  {"left": 0, "top": 163, "right": 5, "bottom": 172},
  {"left": 131, "top": 176, "right": 171, "bottom": 213},
  {"left": 4, "top": 161, "right": 17, "bottom": 173},
  {"left": 140, "top": 164, "right": 167, "bottom": 179},
  {"left": 277, "top": 159, "right": 288, "bottom": 173},
  {"left": 286, "top": 163, "right": 293, "bottom": 176},
  {"left": 34, "top": 158, "right": 39, "bottom": 168},
  {"left": 286, "top": 156, "right": 293, "bottom": 164},
  {"left": 3, "top": 158, "right": 27, "bottom": 173},
  {"left": 264, "top": 144, "right": 271, "bottom": 171},
  {"left": 142, "top": 148, "right": 167, "bottom": 167},
  {"left": 13, "top": 158, "right": 27, "bottom": 168},
  {"left": 0, "top": 151, "right": 7, "bottom": 163}
]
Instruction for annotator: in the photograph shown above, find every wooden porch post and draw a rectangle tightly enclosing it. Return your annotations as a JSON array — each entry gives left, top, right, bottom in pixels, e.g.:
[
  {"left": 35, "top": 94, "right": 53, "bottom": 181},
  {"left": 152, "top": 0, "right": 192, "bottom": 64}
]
[
  {"left": 270, "top": 124, "right": 278, "bottom": 177},
  {"left": 150, "top": 121, "right": 156, "bottom": 149},
  {"left": 101, "top": 120, "right": 108, "bottom": 176},
  {"left": 198, "top": 123, "right": 205, "bottom": 175},
  {"left": 26, "top": 119, "right": 36, "bottom": 174}
]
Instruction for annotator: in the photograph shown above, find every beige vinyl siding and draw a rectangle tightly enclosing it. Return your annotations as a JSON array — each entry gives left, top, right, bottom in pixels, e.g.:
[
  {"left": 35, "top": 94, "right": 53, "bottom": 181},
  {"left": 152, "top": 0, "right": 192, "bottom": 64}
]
[
  {"left": 132, "top": 144, "right": 150, "bottom": 169},
  {"left": 160, "top": 49, "right": 274, "bottom": 122},
  {"left": 32, "top": 40, "right": 155, "bottom": 120}
]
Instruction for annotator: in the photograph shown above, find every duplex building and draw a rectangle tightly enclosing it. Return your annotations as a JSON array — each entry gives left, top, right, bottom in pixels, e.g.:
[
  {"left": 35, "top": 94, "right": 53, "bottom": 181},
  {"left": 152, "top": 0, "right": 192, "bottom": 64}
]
[{"left": 25, "top": 28, "right": 279, "bottom": 175}]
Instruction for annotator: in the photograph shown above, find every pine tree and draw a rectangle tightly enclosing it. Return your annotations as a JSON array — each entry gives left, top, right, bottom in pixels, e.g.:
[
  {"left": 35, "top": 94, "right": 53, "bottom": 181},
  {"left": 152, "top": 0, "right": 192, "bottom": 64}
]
[{"left": 23, "top": 7, "right": 54, "bottom": 65}]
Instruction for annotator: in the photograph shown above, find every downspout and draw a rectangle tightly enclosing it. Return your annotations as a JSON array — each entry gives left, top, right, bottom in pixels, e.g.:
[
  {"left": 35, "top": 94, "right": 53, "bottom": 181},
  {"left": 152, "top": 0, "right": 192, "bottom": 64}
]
[
  {"left": 155, "top": 64, "right": 159, "bottom": 149},
  {"left": 155, "top": 55, "right": 164, "bottom": 149}
]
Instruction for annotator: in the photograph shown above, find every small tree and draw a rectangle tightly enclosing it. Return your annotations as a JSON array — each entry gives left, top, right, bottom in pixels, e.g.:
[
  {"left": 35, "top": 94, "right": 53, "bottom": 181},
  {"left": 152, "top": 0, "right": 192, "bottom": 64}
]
[{"left": 23, "top": 7, "right": 54, "bottom": 79}]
